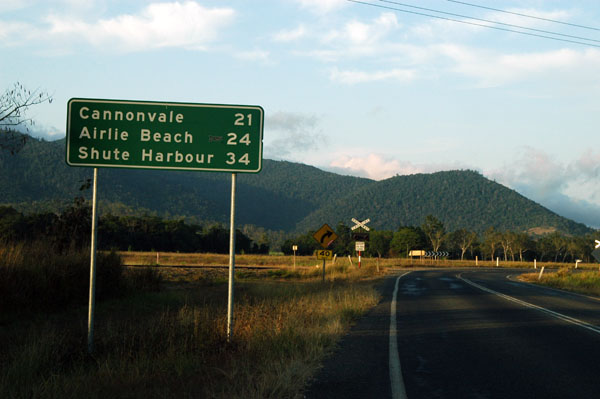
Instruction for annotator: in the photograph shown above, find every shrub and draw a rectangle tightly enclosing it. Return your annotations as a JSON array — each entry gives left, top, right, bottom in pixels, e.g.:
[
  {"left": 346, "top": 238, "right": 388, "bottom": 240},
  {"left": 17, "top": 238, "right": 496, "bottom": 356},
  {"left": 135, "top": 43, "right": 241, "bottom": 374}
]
[{"left": 0, "top": 242, "right": 125, "bottom": 312}]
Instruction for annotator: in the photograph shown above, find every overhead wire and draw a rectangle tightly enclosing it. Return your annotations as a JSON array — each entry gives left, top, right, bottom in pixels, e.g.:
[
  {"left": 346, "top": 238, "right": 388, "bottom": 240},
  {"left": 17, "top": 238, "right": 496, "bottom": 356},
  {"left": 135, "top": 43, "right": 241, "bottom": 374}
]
[
  {"left": 446, "top": 0, "right": 600, "bottom": 32},
  {"left": 345, "top": 0, "right": 600, "bottom": 48},
  {"left": 377, "top": 0, "right": 600, "bottom": 44}
]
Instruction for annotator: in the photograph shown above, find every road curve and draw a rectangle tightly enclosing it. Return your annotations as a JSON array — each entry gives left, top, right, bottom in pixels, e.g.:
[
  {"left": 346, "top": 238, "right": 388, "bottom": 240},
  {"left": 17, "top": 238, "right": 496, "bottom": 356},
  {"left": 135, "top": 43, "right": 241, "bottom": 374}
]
[{"left": 305, "top": 269, "right": 600, "bottom": 399}]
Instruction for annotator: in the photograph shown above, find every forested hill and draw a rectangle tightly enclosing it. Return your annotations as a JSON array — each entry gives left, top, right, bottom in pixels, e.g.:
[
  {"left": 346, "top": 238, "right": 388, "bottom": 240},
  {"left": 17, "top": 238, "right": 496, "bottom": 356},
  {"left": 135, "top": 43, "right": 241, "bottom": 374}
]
[{"left": 0, "top": 133, "right": 593, "bottom": 235}]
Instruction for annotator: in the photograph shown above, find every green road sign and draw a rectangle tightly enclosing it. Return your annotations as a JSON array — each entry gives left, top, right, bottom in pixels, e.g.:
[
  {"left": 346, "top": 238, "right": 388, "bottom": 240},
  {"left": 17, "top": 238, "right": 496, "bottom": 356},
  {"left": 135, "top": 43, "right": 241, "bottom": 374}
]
[{"left": 66, "top": 98, "right": 264, "bottom": 173}]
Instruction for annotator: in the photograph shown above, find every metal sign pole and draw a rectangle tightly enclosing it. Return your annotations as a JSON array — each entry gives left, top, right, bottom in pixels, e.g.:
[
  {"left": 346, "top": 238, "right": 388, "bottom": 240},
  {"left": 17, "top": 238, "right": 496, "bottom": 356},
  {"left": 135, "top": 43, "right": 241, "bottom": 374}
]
[
  {"left": 87, "top": 167, "right": 99, "bottom": 354},
  {"left": 322, "top": 259, "right": 326, "bottom": 282},
  {"left": 227, "top": 173, "right": 237, "bottom": 342}
]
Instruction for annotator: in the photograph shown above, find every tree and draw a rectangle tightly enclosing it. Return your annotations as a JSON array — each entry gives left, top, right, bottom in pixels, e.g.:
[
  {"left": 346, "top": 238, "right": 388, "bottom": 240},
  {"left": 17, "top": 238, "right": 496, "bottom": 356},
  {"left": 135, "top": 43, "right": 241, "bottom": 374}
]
[
  {"left": 331, "top": 222, "right": 353, "bottom": 256},
  {"left": 390, "top": 226, "right": 428, "bottom": 257},
  {"left": 368, "top": 230, "right": 393, "bottom": 258},
  {"left": 512, "top": 232, "right": 534, "bottom": 262},
  {"left": 449, "top": 228, "right": 478, "bottom": 260},
  {"left": 421, "top": 215, "right": 446, "bottom": 253},
  {"left": 0, "top": 82, "right": 52, "bottom": 153},
  {"left": 498, "top": 231, "right": 515, "bottom": 261},
  {"left": 536, "top": 235, "right": 554, "bottom": 262},
  {"left": 548, "top": 232, "right": 566, "bottom": 262},
  {"left": 483, "top": 227, "right": 500, "bottom": 261}
]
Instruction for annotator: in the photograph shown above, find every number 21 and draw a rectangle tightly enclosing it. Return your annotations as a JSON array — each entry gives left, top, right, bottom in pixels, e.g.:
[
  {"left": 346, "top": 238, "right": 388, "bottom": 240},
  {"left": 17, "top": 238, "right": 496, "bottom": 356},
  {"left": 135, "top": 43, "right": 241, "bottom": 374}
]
[{"left": 234, "top": 113, "right": 252, "bottom": 126}]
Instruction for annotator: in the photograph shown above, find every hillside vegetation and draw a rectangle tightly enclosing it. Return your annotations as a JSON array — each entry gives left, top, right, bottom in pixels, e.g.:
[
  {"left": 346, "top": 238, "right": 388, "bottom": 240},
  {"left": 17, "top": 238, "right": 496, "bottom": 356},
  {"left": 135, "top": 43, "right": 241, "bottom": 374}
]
[{"left": 0, "top": 133, "right": 592, "bottom": 236}]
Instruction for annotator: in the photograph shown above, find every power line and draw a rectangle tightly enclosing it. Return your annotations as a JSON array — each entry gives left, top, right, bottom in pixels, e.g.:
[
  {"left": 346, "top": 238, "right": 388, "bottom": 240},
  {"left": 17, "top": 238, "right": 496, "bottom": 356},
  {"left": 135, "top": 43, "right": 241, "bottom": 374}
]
[
  {"left": 447, "top": 0, "right": 600, "bottom": 32},
  {"left": 345, "top": 0, "right": 600, "bottom": 48},
  {"left": 378, "top": 0, "right": 600, "bottom": 44}
]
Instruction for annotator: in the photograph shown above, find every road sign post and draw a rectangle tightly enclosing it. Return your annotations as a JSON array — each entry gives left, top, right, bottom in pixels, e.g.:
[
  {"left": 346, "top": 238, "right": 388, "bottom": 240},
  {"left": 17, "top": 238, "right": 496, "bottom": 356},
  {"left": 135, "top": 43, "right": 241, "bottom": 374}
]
[
  {"left": 66, "top": 98, "right": 264, "bottom": 350},
  {"left": 226, "top": 173, "right": 236, "bottom": 343},
  {"left": 351, "top": 218, "right": 370, "bottom": 270},
  {"left": 87, "top": 168, "right": 98, "bottom": 354},
  {"left": 313, "top": 225, "right": 338, "bottom": 282},
  {"left": 355, "top": 241, "right": 366, "bottom": 269}
]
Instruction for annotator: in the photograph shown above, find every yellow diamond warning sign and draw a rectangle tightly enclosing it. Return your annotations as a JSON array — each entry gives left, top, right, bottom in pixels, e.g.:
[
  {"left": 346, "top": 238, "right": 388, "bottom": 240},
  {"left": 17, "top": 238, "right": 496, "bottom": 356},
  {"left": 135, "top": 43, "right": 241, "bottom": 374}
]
[{"left": 313, "top": 224, "right": 338, "bottom": 248}]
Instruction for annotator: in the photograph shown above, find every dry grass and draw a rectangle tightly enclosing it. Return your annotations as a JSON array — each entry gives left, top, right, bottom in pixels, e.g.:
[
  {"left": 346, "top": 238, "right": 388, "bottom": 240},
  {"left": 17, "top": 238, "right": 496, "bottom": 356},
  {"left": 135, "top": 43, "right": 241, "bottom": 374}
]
[
  {"left": 119, "top": 251, "right": 598, "bottom": 270},
  {"left": 520, "top": 268, "right": 600, "bottom": 297},
  {"left": 1, "top": 250, "right": 383, "bottom": 399}
]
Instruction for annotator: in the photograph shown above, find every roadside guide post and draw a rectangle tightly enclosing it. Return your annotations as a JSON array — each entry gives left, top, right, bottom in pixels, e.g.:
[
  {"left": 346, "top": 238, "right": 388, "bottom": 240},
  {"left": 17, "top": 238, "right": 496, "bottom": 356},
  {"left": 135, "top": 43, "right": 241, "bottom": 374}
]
[
  {"left": 292, "top": 245, "right": 298, "bottom": 270},
  {"left": 66, "top": 98, "right": 264, "bottom": 351},
  {"left": 312, "top": 224, "right": 338, "bottom": 282}
]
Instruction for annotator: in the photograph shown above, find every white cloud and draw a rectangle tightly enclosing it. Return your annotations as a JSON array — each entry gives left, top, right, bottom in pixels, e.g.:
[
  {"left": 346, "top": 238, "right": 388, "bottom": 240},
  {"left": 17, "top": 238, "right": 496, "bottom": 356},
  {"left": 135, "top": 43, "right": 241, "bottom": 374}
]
[
  {"left": 0, "top": 21, "right": 31, "bottom": 44},
  {"left": 295, "top": 0, "right": 345, "bottom": 14},
  {"left": 329, "top": 67, "right": 415, "bottom": 84},
  {"left": 484, "top": 8, "right": 573, "bottom": 29},
  {"left": 44, "top": 1, "right": 235, "bottom": 52},
  {"left": 273, "top": 25, "right": 306, "bottom": 42},
  {"left": 235, "top": 49, "right": 271, "bottom": 63},
  {"left": 0, "top": 0, "right": 34, "bottom": 12},
  {"left": 328, "top": 153, "right": 470, "bottom": 180},
  {"left": 329, "top": 154, "right": 421, "bottom": 180},
  {"left": 435, "top": 44, "right": 600, "bottom": 87},
  {"left": 264, "top": 111, "right": 325, "bottom": 159},
  {"left": 323, "top": 12, "right": 400, "bottom": 46},
  {"left": 486, "top": 147, "right": 600, "bottom": 227}
]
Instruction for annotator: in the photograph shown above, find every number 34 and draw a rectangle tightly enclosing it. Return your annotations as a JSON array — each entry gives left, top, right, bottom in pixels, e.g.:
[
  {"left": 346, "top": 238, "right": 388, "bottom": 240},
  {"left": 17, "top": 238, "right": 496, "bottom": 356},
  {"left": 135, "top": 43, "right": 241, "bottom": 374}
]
[{"left": 226, "top": 152, "right": 250, "bottom": 165}]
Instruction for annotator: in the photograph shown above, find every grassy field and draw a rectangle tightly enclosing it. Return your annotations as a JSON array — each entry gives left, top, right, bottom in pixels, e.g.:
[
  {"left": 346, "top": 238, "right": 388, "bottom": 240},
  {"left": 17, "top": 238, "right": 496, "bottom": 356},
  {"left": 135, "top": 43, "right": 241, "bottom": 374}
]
[
  {"left": 120, "top": 251, "right": 598, "bottom": 270},
  {"left": 1, "top": 248, "right": 384, "bottom": 399},
  {"left": 520, "top": 267, "right": 600, "bottom": 297}
]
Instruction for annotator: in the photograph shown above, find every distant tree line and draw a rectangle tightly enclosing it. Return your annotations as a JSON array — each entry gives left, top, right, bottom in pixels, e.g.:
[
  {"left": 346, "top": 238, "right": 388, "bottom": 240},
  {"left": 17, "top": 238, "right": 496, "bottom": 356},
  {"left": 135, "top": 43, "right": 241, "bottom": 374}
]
[
  {"left": 281, "top": 215, "right": 598, "bottom": 263},
  {"left": 2, "top": 204, "right": 595, "bottom": 262},
  {"left": 0, "top": 204, "right": 269, "bottom": 254}
]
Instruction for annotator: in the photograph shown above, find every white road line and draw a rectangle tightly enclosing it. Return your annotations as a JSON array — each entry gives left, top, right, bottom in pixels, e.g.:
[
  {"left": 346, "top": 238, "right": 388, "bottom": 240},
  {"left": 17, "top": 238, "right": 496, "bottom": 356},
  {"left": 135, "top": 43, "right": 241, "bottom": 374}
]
[
  {"left": 459, "top": 273, "right": 600, "bottom": 335},
  {"left": 390, "top": 272, "right": 410, "bottom": 399}
]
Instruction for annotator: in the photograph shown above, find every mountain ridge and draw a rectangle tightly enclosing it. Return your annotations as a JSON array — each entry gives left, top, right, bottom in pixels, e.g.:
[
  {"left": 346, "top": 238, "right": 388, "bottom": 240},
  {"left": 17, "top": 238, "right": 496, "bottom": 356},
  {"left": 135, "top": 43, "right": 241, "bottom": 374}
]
[{"left": 0, "top": 133, "right": 593, "bottom": 235}]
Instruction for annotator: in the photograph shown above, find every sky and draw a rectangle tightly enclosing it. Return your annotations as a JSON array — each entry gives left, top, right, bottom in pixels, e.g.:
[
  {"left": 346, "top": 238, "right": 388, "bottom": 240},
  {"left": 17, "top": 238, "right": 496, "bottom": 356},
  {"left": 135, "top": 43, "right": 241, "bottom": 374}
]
[{"left": 2, "top": 0, "right": 600, "bottom": 228}]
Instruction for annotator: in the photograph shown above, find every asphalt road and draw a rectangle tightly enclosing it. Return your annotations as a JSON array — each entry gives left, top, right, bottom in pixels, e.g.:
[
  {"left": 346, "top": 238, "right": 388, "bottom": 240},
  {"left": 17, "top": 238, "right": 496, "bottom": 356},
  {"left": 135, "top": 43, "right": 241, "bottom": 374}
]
[{"left": 304, "top": 268, "right": 600, "bottom": 399}]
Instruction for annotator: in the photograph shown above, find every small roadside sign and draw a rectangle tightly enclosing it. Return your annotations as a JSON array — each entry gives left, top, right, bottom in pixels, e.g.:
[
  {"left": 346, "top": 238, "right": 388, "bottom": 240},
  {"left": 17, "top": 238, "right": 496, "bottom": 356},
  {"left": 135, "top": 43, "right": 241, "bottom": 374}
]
[
  {"left": 316, "top": 249, "right": 334, "bottom": 260},
  {"left": 313, "top": 224, "right": 338, "bottom": 248},
  {"left": 355, "top": 241, "right": 366, "bottom": 252}
]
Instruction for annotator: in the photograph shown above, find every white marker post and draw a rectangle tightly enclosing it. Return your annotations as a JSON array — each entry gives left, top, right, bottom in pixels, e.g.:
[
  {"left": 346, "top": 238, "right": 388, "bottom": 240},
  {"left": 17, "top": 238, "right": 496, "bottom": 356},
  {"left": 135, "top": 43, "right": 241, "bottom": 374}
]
[
  {"left": 292, "top": 245, "right": 298, "bottom": 270},
  {"left": 87, "top": 168, "right": 99, "bottom": 354},
  {"left": 227, "top": 173, "right": 237, "bottom": 343}
]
